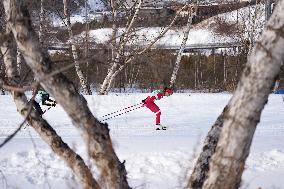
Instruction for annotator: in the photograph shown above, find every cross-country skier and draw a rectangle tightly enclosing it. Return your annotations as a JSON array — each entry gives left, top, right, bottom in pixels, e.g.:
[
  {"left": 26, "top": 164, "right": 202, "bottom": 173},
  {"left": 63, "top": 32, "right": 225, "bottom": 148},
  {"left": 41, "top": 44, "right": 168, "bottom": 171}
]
[
  {"left": 33, "top": 90, "right": 57, "bottom": 116},
  {"left": 142, "top": 87, "right": 173, "bottom": 130}
]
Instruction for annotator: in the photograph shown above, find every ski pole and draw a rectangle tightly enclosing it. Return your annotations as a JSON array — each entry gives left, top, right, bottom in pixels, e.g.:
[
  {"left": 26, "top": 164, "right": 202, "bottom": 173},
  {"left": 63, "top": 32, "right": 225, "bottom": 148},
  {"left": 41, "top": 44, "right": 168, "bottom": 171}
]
[
  {"left": 23, "top": 106, "right": 53, "bottom": 129},
  {"left": 102, "top": 102, "right": 143, "bottom": 118},
  {"left": 102, "top": 105, "right": 143, "bottom": 122},
  {"left": 43, "top": 106, "right": 52, "bottom": 114}
]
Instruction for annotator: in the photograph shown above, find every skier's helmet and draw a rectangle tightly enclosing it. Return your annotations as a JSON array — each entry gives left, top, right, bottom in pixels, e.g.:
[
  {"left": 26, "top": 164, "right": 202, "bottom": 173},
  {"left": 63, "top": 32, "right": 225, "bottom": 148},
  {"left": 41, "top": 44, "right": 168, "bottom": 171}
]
[{"left": 165, "top": 88, "right": 173, "bottom": 95}]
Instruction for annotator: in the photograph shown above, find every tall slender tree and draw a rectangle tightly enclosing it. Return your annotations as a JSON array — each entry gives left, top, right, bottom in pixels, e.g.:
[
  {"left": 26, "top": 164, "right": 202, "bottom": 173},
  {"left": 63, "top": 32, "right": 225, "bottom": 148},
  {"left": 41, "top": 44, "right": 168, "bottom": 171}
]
[
  {"left": 63, "top": 0, "right": 91, "bottom": 95},
  {"left": 189, "top": 1, "right": 284, "bottom": 188},
  {"left": 169, "top": 1, "right": 197, "bottom": 88},
  {"left": 0, "top": 30, "right": 100, "bottom": 189},
  {"left": 203, "top": 1, "right": 284, "bottom": 186},
  {"left": 3, "top": 0, "right": 130, "bottom": 188}
]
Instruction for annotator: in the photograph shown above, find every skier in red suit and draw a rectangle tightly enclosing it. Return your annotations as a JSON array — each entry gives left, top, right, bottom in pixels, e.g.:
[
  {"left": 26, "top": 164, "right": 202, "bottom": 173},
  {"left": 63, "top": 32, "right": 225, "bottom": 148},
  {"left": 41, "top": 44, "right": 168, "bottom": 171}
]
[{"left": 142, "top": 87, "right": 173, "bottom": 130}]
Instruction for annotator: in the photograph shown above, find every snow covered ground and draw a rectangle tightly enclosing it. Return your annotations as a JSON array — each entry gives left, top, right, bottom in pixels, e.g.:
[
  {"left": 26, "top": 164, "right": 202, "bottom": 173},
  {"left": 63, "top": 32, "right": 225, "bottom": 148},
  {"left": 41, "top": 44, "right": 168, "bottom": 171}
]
[
  {"left": 75, "top": 27, "right": 235, "bottom": 48},
  {"left": 1, "top": 93, "right": 284, "bottom": 188}
]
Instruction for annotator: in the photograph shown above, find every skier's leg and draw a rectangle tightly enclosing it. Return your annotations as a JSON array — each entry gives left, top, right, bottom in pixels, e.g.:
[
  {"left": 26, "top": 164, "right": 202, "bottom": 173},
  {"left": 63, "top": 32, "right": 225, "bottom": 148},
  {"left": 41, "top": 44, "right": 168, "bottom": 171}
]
[
  {"left": 147, "top": 102, "right": 161, "bottom": 125},
  {"left": 42, "top": 98, "right": 56, "bottom": 106},
  {"left": 155, "top": 111, "right": 161, "bottom": 125},
  {"left": 33, "top": 101, "right": 44, "bottom": 116},
  {"left": 148, "top": 104, "right": 166, "bottom": 130}
]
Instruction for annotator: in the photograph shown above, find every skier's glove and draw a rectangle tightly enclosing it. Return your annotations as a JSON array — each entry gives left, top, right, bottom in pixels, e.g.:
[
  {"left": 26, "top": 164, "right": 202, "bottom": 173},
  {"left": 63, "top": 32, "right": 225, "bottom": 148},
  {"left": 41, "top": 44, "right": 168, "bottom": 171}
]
[
  {"left": 142, "top": 99, "right": 146, "bottom": 104},
  {"left": 52, "top": 101, "right": 57, "bottom": 107}
]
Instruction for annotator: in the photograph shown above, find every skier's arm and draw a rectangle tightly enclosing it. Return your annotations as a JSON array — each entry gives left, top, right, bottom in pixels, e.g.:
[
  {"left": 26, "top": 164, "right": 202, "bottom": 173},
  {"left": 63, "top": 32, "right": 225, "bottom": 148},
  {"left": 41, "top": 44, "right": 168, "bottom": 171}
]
[
  {"left": 145, "top": 96, "right": 156, "bottom": 103},
  {"left": 142, "top": 96, "right": 155, "bottom": 104},
  {"left": 42, "top": 99, "right": 56, "bottom": 107}
]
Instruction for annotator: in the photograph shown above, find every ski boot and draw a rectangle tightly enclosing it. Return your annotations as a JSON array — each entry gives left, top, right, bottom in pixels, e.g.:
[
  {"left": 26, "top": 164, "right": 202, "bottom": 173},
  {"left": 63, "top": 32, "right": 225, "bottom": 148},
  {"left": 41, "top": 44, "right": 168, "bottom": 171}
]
[{"left": 156, "top": 124, "right": 167, "bottom": 130}]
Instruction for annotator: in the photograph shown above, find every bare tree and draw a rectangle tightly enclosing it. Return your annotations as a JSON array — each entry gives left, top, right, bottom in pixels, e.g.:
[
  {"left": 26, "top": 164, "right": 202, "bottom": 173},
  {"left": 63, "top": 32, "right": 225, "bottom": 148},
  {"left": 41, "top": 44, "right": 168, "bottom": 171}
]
[
  {"left": 16, "top": 47, "right": 21, "bottom": 75},
  {"left": 202, "top": 0, "right": 284, "bottom": 185},
  {"left": 2, "top": 0, "right": 130, "bottom": 188},
  {"left": 99, "top": 3, "right": 189, "bottom": 95},
  {"left": 169, "top": 2, "right": 197, "bottom": 88},
  {"left": 63, "top": 0, "right": 91, "bottom": 95},
  {"left": 0, "top": 31, "right": 100, "bottom": 189},
  {"left": 39, "top": 0, "right": 44, "bottom": 45},
  {"left": 223, "top": 51, "right": 227, "bottom": 85},
  {"left": 189, "top": 1, "right": 284, "bottom": 188},
  {"left": 99, "top": 0, "right": 142, "bottom": 95},
  {"left": 265, "top": 0, "right": 272, "bottom": 21},
  {"left": 84, "top": 0, "right": 89, "bottom": 88},
  {"left": 188, "top": 110, "right": 225, "bottom": 188}
]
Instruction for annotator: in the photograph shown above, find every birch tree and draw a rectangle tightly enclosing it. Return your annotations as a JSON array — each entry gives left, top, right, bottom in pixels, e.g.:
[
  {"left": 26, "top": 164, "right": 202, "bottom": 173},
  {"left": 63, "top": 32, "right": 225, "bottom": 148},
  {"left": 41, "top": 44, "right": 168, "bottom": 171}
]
[
  {"left": 169, "top": 2, "right": 197, "bottom": 88},
  {"left": 99, "top": 3, "right": 189, "bottom": 95},
  {"left": 0, "top": 31, "right": 100, "bottom": 189},
  {"left": 2, "top": 0, "right": 130, "bottom": 188},
  {"left": 189, "top": 1, "right": 284, "bottom": 188},
  {"left": 99, "top": 0, "right": 142, "bottom": 95},
  {"left": 16, "top": 47, "right": 21, "bottom": 75},
  {"left": 63, "top": 0, "right": 91, "bottom": 95},
  {"left": 203, "top": 1, "right": 284, "bottom": 186},
  {"left": 84, "top": 0, "right": 89, "bottom": 85},
  {"left": 39, "top": 0, "right": 44, "bottom": 45},
  {"left": 188, "top": 109, "right": 225, "bottom": 188},
  {"left": 265, "top": 0, "right": 272, "bottom": 21}
]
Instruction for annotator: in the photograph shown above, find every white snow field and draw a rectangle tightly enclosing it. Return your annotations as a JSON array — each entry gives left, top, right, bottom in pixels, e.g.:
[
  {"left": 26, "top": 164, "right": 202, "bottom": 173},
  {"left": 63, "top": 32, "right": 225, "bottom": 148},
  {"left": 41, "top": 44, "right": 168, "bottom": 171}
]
[{"left": 1, "top": 93, "right": 284, "bottom": 189}]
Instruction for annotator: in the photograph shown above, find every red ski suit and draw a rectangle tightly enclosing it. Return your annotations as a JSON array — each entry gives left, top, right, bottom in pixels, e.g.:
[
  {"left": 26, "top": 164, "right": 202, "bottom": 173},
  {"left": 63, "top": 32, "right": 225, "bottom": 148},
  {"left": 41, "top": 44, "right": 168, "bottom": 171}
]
[{"left": 143, "top": 90, "right": 164, "bottom": 125}]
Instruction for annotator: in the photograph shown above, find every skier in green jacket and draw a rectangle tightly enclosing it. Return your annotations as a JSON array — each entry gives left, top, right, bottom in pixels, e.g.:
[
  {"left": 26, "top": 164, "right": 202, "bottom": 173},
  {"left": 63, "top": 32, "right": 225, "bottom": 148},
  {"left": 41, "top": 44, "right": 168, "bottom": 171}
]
[{"left": 33, "top": 90, "right": 56, "bottom": 116}]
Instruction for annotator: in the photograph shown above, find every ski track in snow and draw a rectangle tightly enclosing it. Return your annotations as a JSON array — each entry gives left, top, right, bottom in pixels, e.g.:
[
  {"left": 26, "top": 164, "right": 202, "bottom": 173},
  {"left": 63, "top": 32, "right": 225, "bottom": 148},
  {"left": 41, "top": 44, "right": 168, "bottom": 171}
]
[{"left": 1, "top": 93, "right": 284, "bottom": 188}]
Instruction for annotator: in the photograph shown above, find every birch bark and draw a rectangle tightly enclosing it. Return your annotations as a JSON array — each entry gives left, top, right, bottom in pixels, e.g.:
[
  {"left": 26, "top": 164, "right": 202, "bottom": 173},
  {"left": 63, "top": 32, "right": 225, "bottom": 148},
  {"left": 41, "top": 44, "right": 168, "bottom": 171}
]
[
  {"left": 169, "top": 3, "right": 196, "bottom": 88},
  {"left": 190, "top": 1, "right": 284, "bottom": 188},
  {"left": 0, "top": 32, "right": 100, "bottom": 189},
  {"left": 203, "top": 1, "right": 284, "bottom": 188},
  {"left": 3, "top": 1, "right": 130, "bottom": 188},
  {"left": 63, "top": 0, "right": 91, "bottom": 95},
  {"left": 99, "top": 0, "right": 142, "bottom": 95}
]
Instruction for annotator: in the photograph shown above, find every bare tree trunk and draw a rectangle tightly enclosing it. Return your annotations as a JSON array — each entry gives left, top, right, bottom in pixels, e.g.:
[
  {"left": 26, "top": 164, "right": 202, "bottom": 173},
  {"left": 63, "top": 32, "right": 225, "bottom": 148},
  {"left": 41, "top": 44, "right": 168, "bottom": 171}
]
[
  {"left": 200, "top": 56, "right": 203, "bottom": 87},
  {"left": 223, "top": 52, "right": 226, "bottom": 85},
  {"left": 194, "top": 59, "right": 197, "bottom": 90},
  {"left": 196, "top": 55, "right": 199, "bottom": 88},
  {"left": 202, "top": 1, "right": 284, "bottom": 188},
  {"left": 273, "top": 77, "right": 280, "bottom": 91},
  {"left": 39, "top": 0, "right": 44, "bottom": 45},
  {"left": 169, "top": 3, "right": 196, "bottom": 88},
  {"left": 16, "top": 47, "right": 21, "bottom": 75},
  {"left": 98, "top": 0, "right": 123, "bottom": 95},
  {"left": 104, "top": 62, "right": 122, "bottom": 94},
  {"left": 99, "top": 61, "right": 119, "bottom": 95},
  {"left": 189, "top": 1, "right": 284, "bottom": 188},
  {"left": 100, "top": 3, "right": 189, "bottom": 94},
  {"left": 1, "top": 32, "right": 100, "bottom": 189},
  {"left": 3, "top": 1, "right": 130, "bottom": 188},
  {"left": 63, "top": 0, "right": 91, "bottom": 95},
  {"left": 265, "top": 0, "right": 272, "bottom": 21},
  {"left": 98, "top": 1, "right": 121, "bottom": 95},
  {"left": 84, "top": 0, "right": 90, "bottom": 90},
  {"left": 188, "top": 110, "right": 225, "bottom": 188},
  {"left": 99, "top": 0, "right": 142, "bottom": 95},
  {"left": 213, "top": 51, "right": 217, "bottom": 86}
]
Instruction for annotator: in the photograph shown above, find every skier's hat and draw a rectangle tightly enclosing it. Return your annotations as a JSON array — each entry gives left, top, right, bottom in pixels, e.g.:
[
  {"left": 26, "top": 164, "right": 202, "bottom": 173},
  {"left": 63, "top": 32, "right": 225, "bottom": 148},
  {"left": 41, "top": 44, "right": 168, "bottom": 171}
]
[{"left": 164, "top": 87, "right": 173, "bottom": 95}]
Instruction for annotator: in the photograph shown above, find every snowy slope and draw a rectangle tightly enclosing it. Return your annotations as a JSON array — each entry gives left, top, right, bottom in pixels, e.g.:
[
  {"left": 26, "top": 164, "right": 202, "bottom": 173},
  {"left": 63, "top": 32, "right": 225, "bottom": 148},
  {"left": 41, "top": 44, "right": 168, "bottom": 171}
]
[
  {"left": 1, "top": 93, "right": 284, "bottom": 188},
  {"left": 54, "top": 2, "right": 265, "bottom": 49},
  {"left": 75, "top": 27, "right": 234, "bottom": 48},
  {"left": 198, "top": 4, "right": 266, "bottom": 42}
]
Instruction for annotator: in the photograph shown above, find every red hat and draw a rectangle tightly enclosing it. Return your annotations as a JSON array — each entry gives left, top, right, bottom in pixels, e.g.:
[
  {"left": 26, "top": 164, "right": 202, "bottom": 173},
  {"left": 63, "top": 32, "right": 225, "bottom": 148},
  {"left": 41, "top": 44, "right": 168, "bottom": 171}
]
[{"left": 165, "top": 88, "right": 173, "bottom": 95}]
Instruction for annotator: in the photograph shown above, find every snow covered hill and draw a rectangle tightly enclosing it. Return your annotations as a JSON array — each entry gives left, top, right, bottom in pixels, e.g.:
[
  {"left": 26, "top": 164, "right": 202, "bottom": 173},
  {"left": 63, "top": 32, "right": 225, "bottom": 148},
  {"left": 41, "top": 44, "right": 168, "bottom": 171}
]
[{"left": 1, "top": 93, "right": 284, "bottom": 188}]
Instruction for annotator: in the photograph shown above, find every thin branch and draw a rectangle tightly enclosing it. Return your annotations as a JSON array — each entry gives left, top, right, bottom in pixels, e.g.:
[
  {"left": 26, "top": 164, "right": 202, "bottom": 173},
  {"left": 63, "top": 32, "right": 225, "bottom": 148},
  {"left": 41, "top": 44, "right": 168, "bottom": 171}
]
[
  {"left": 0, "top": 83, "right": 39, "bottom": 148},
  {"left": 0, "top": 82, "right": 34, "bottom": 92},
  {"left": 0, "top": 32, "right": 12, "bottom": 46},
  {"left": 28, "top": 128, "right": 52, "bottom": 189}
]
